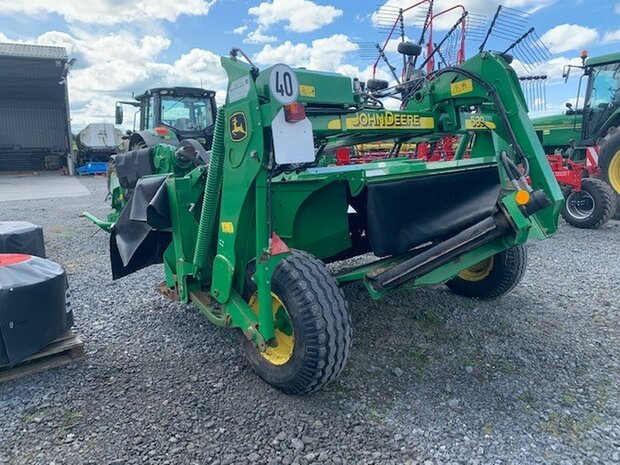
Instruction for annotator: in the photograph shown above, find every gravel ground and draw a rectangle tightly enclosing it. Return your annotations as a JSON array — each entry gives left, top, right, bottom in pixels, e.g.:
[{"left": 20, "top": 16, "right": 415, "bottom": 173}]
[{"left": 0, "top": 176, "right": 619, "bottom": 465}]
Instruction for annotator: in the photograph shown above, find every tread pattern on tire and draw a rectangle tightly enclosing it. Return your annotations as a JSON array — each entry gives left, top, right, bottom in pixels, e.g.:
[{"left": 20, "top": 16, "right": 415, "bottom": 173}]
[
  {"left": 445, "top": 244, "right": 528, "bottom": 299},
  {"left": 561, "top": 178, "right": 616, "bottom": 229},
  {"left": 243, "top": 250, "right": 352, "bottom": 395}
]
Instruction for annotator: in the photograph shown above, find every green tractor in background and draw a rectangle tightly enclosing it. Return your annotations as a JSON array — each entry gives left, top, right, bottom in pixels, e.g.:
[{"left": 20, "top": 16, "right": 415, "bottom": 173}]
[
  {"left": 532, "top": 51, "right": 620, "bottom": 226},
  {"left": 114, "top": 87, "right": 217, "bottom": 150},
  {"left": 96, "top": 87, "right": 218, "bottom": 227}
]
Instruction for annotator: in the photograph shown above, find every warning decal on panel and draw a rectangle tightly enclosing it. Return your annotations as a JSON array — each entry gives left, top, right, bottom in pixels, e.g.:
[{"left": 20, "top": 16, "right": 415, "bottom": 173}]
[
  {"left": 228, "top": 76, "right": 251, "bottom": 103},
  {"left": 345, "top": 111, "right": 434, "bottom": 130},
  {"left": 299, "top": 85, "right": 316, "bottom": 97},
  {"left": 450, "top": 79, "right": 474, "bottom": 96},
  {"left": 221, "top": 222, "right": 234, "bottom": 233},
  {"left": 229, "top": 112, "right": 248, "bottom": 142}
]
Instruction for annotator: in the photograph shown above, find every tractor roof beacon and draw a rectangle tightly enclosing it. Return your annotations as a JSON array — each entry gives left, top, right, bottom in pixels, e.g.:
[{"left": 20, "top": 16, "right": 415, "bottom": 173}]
[{"left": 86, "top": 47, "right": 563, "bottom": 394}]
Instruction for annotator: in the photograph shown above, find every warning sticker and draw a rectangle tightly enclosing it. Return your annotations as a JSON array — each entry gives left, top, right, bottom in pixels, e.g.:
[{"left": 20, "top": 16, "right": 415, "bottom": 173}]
[
  {"left": 299, "top": 85, "right": 316, "bottom": 97},
  {"left": 228, "top": 76, "right": 251, "bottom": 103},
  {"left": 345, "top": 111, "right": 434, "bottom": 130},
  {"left": 450, "top": 79, "right": 474, "bottom": 96},
  {"left": 221, "top": 222, "right": 234, "bottom": 233}
]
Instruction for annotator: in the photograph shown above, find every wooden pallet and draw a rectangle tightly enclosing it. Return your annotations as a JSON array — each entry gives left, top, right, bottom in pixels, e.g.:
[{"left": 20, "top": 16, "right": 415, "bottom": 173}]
[{"left": 0, "top": 330, "right": 84, "bottom": 383}]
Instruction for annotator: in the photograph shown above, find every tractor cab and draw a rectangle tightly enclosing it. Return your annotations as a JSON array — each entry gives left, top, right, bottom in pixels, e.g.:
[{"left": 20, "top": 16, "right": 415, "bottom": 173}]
[
  {"left": 580, "top": 54, "right": 620, "bottom": 144},
  {"left": 115, "top": 87, "right": 217, "bottom": 150}
]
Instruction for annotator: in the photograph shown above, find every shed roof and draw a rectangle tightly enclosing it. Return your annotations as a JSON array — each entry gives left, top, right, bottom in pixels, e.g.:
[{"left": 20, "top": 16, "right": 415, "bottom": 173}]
[{"left": 0, "top": 42, "right": 67, "bottom": 60}]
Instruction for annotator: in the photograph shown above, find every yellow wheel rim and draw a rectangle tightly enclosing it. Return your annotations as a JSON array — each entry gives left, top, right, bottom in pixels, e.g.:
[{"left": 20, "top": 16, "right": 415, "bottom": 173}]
[
  {"left": 608, "top": 149, "right": 620, "bottom": 194},
  {"left": 249, "top": 292, "right": 294, "bottom": 365},
  {"left": 458, "top": 257, "right": 494, "bottom": 282}
]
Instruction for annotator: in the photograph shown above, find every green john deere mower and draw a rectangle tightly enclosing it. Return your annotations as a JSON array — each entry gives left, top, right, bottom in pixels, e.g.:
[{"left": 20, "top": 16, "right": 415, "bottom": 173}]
[{"left": 87, "top": 46, "right": 563, "bottom": 394}]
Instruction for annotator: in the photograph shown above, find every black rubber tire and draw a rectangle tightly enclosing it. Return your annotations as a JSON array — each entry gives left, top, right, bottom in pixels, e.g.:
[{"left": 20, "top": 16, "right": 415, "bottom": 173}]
[
  {"left": 445, "top": 245, "right": 528, "bottom": 299},
  {"left": 241, "top": 250, "right": 352, "bottom": 395},
  {"left": 596, "top": 127, "right": 620, "bottom": 219},
  {"left": 560, "top": 178, "right": 616, "bottom": 229}
]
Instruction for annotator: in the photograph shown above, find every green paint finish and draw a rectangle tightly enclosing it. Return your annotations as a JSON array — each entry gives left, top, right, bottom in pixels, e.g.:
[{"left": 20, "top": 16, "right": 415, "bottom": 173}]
[
  {"left": 532, "top": 113, "right": 583, "bottom": 153},
  {"left": 271, "top": 180, "right": 351, "bottom": 260}
]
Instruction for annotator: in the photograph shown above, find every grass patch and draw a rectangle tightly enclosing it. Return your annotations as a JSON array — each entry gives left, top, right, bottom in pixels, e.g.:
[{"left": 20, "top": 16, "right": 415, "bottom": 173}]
[
  {"left": 560, "top": 393, "right": 577, "bottom": 407},
  {"left": 539, "top": 412, "right": 601, "bottom": 437},
  {"left": 416, "top": 308, "right": 444, "bottom": 327}
]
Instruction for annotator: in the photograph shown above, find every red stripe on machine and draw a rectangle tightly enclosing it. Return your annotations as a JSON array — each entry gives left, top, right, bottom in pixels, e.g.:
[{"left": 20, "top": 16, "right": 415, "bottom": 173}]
[
  {"left": 585, "top": 146, "right": 600, "bottom": 168},
  {"left": 0, "top": 254, "right": 32, "bottom": 266}
]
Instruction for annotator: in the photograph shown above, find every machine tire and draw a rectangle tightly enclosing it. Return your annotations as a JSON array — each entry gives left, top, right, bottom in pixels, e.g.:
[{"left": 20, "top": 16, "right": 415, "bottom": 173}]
[
  {"left": 561, "top": 178, "right": 616, "bottom": 229},
  {"left": 241, "top": 250, "right": 352, "bottom": 395},
  {"left": 445, "top": 244, "right": 527, "bottom": 299},
  {"left": 597, "top": 127, "right": 620, "bottom": 219}
]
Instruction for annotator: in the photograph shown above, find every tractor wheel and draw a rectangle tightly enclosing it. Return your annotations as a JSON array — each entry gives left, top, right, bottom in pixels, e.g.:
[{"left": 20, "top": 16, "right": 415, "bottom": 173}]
[
  {"left": 561, "top": 178, "right": 616, "bottom": 229},
  {"left": 241, "top": 250, "right": 352, "bottom": 395},
  {"left": 597, "top": 127, "right": 620, "bottom": 219},
  {"left": 445, "top": 244, "right": 527, "bottom": 299}
]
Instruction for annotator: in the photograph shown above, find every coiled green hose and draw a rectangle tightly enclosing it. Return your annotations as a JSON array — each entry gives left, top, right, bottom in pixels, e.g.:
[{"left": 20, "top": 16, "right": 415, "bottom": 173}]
[{"left": 194, "top": 106, "right": 225, "bottom": 270}]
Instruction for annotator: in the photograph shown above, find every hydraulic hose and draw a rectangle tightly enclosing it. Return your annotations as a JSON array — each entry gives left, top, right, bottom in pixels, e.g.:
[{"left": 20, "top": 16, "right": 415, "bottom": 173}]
[{"left": 194, "top": 106, "right": 225, "bottom": 270}]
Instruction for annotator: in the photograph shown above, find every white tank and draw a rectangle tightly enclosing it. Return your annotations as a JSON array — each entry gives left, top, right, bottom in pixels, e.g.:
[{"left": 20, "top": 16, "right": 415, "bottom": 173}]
[{"left": 77, "top": 123, "right": 123, "bottom": 154}]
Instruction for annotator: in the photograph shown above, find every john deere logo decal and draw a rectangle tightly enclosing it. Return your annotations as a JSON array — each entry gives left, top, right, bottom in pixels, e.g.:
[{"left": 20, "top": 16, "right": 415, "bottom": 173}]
[{"left": 229, "top": 112, "right": 248, "bottom": 142}]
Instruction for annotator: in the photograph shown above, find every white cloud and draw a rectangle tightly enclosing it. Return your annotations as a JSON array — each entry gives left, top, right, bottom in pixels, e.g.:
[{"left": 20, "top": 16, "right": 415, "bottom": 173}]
[
  {"left": 253, "top": 34, "right": 358, "bottom": 72},
  {"left": 511, "top": 56, "right": 582, "bottom": 81},
  {"left": 251, "top": 34, "right": 401, "bottom": 87},
  {"left": 540, "top": 24, "right": 598, "bottom": 53},
  {"left": 615, "top": 3, "right": 620, "bottom": 14},
  {"left": 603, "top": 28, "right": 620, "bottom": 44},
  {"left": 254, "top": 41, "right": 311, "bottom": 66},
  {"left": 249, "top": 0, "right": 343, "bottom": 33},
  {"left": 0, "top": 0, "right": 215, "bottom": 25},
  {"left": 233, "top": 25, "right": 248, "bottom": 34},
  {"left": 0, "top": 30, "right": 226, "bottom": 129},
  {"left": 244, "top": 26, "right": 277, "bottom": 44}
]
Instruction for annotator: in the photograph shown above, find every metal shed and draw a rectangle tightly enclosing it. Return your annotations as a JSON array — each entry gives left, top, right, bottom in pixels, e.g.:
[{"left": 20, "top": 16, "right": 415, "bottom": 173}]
[{"left": 0, "top": 43, "right": 74, "bottom": 171}]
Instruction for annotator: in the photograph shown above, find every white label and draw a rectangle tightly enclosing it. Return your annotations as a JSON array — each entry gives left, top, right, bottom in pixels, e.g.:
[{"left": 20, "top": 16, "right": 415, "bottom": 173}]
[
  {"left": 228, "top": 76, "right": 251, "bottom": 103},
  {"left": 268, "top": 64, "right": 299, "bottom": 105},
  {"left": 66, "top": 288, "right": 72, "bottom": 313},
  {"left": 271, "top": 108, "right": 314, "bottom": 164}
]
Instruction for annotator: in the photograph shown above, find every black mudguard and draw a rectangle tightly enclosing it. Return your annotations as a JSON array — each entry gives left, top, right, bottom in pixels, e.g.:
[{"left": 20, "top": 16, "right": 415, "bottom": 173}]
[
  {"left": 110, "top": 175, "right": 172, "bottom": 279},
  {"left": 131, "top": 131, "right": 180, "bottom": 149}
]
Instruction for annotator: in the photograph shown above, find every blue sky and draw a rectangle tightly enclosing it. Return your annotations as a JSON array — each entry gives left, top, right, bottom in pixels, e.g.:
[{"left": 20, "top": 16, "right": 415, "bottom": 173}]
[{"left": 0, "top": 0, "right": 618, "bottom": 129}]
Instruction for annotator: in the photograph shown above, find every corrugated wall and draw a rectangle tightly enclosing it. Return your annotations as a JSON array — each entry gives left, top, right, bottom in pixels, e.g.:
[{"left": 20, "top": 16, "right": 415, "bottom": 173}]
[
  {"left": 0, "top": 53, "right": 70, "bottom": 171},
  {"left": 0, "top": 99, "right": 66, "bottom": 150}
]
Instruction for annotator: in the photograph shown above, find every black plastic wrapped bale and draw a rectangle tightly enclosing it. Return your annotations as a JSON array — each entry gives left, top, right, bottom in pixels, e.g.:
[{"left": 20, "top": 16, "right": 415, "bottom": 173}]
[
  {"left": 0, "top": 254, "right": 72, "bottom": 365},
  {"left": 0, "top": 221, "right": 46, "bottom": 257}
]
